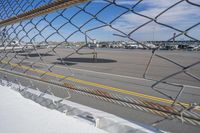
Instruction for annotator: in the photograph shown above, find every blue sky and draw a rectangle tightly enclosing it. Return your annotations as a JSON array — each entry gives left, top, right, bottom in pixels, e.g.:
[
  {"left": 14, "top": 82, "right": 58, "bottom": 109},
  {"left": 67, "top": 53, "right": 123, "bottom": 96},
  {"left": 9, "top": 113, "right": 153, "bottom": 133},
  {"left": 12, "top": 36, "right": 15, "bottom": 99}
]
[{"left": 1, "top": 0, "right": 200, "bottom": 42}]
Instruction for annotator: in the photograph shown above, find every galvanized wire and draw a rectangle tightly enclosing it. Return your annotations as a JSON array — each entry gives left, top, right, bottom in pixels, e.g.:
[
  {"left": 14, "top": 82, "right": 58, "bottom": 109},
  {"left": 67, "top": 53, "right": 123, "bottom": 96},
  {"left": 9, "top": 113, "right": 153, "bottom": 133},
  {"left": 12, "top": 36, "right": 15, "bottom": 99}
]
[
  {"left": 1, "top": 68, "right": 200, "bottom": 127},
  {"left": 0, "top": 0, "right": 200, "bottom": 128}
]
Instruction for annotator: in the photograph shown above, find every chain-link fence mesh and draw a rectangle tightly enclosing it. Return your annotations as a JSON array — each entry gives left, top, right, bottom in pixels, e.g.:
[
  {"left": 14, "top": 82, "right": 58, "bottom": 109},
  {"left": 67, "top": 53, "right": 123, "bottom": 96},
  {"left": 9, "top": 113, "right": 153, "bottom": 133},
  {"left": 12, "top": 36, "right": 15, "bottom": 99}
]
[{"left": 0, "top": 0, "right": 200, "bottom": 129}]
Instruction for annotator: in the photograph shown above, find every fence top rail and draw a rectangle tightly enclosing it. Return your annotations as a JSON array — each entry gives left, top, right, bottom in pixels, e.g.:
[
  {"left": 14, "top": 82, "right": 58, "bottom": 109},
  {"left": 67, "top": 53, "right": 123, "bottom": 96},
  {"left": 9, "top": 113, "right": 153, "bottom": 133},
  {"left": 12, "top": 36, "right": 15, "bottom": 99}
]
[{"left": 0, "top": 0, "right": 88, "bottom": 27}]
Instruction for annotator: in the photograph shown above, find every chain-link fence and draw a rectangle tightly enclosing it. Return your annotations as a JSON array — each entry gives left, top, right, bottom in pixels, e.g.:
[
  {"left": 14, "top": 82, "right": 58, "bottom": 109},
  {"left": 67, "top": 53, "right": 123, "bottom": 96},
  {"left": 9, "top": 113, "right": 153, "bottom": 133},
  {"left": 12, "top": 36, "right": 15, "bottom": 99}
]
[{"left": 0, "top": 0, "right": 200, "bottom": 129}]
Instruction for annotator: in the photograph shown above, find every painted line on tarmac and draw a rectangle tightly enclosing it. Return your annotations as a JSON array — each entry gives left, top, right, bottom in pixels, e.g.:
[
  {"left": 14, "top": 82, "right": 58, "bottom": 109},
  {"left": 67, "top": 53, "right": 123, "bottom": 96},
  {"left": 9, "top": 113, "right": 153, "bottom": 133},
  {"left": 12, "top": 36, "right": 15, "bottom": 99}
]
[
  {"left": 70, "top": 67, "right": 147, "bottom": 81},
  {"left": 1, "top": 60, "right": 200, "bottom": 110},
  {"left": 39, "top": 61, "right": 200, "bottom": 90},
  {"left": 68, "top": 69, "right": 200, "bottom": 89},
  {"left": 9, "top": 59, "right": 200, "bottom": 89}
]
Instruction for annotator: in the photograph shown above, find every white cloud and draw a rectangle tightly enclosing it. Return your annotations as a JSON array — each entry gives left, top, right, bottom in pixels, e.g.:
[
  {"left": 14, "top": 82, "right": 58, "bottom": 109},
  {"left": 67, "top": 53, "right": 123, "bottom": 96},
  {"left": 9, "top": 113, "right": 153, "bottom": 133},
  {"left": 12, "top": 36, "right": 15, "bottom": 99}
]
[{"left": 108, "top": 0, "right": 200, "bottom": 40}]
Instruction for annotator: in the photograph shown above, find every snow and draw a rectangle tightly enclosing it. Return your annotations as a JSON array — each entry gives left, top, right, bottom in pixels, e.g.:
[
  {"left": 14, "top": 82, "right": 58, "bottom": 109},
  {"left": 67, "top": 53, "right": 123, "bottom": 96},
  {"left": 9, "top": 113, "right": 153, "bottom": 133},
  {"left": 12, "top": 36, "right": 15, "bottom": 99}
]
[
  {"left": 0, "top": 80, "right": 165, "bottom": 133},
  {"left": 0, "top": 85, "right": 108, "bottom": 133}
]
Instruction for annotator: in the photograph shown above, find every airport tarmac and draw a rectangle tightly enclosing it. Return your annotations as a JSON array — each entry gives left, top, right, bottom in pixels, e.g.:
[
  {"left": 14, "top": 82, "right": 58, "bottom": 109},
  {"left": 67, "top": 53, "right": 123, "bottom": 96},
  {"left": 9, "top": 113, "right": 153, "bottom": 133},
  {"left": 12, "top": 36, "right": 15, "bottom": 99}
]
[{"left": 0, "top": 48, "right": 200, "bottom": 133}]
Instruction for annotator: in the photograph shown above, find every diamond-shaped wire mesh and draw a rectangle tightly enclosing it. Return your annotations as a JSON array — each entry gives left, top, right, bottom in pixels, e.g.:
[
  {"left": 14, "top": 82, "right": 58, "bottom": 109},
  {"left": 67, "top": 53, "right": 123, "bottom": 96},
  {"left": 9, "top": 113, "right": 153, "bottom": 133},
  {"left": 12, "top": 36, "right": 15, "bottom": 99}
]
[{"left": 0, "top": 0, "right": 200, "bottom": 128}]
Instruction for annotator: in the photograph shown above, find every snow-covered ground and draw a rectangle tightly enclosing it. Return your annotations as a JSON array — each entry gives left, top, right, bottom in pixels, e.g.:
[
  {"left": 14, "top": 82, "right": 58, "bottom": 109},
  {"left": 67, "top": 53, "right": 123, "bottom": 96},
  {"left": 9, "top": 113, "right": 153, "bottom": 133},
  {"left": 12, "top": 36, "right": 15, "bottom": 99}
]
[
  {"left": 0, "top": 81, "right": 164, "bottom": 133},
  {"left": 0, "top": 85, "right": 107, "bottom": 133}
]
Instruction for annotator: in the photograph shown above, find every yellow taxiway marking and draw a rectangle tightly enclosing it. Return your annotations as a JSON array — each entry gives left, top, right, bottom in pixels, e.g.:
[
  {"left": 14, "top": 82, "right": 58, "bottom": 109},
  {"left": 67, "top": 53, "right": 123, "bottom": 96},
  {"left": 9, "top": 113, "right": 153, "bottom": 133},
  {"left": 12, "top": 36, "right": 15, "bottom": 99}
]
[{"left": 1, "top": 60, "right": 200, "bottom": 110}]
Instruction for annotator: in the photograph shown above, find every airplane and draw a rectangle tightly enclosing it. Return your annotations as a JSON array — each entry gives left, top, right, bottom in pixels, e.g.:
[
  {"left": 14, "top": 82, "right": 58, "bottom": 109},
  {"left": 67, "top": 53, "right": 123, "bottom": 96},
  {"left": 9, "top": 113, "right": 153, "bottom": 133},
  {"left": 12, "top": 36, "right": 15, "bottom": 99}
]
[{"left": 0, "top": 40, "right": 46, "bottom": 53}]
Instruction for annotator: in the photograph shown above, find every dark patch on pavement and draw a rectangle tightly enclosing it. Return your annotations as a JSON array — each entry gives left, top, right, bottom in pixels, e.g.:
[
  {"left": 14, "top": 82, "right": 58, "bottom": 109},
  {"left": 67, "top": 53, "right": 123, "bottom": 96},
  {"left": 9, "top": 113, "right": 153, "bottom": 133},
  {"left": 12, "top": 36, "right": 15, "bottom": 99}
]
[
  {"left": 52, "top": 61, "right": 77, "bottom": 66},
  {"left": 19, "top": 53, "right": 54, "bottom": 57},
  {"left": 57, "top": 57, "right": 117, "bottom": 63}
]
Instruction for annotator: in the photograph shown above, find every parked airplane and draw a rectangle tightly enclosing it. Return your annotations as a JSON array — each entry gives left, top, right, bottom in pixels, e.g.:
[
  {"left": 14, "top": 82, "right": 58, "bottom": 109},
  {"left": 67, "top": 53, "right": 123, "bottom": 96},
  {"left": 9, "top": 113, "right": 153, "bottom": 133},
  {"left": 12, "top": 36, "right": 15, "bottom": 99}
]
[{"left": 0, "top": 40, "right": 45, "bottom": 53}]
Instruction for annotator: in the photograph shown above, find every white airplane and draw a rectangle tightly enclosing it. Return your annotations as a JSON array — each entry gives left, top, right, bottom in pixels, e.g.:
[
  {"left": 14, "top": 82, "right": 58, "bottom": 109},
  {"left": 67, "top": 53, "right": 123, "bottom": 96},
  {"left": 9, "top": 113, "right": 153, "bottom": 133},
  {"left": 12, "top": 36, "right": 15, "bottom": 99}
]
[
  {"left": 0, "top": 40, "right": 44, "bottom": 53},
  {"left": 145, "top": 43, "right": 157, "bottom": 49},
  {"left": 187, "top": 45, "right": 200, "bottom": 51}
]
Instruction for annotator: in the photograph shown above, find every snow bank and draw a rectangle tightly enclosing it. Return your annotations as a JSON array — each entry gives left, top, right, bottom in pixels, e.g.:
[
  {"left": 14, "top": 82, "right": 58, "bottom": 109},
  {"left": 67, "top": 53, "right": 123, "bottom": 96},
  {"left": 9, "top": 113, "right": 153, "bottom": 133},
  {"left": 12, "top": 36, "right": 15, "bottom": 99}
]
[
  {"left": 0, "top": 85, "right": 107, "bottom": 133},
  {"left": 0, "top": 80, "right": 164, "bottom": 133}
]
